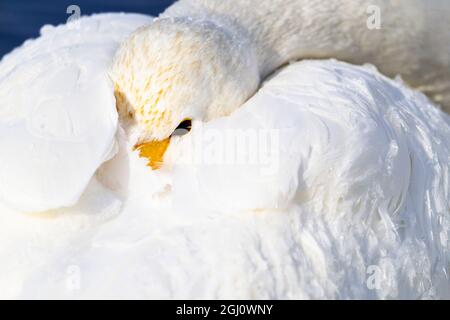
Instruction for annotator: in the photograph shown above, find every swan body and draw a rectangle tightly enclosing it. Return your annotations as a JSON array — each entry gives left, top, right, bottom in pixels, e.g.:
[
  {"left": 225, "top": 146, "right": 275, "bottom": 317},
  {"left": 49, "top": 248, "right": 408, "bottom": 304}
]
[{"left": 2, "top": 58, "right": 449, "bottom": 299}]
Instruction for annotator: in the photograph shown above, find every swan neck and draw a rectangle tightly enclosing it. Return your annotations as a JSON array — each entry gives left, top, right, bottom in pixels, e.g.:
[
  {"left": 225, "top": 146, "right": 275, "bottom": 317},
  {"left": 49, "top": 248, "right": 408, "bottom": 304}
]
[{"left": 162, "top": 0, "right": 450, "bottom": 112}]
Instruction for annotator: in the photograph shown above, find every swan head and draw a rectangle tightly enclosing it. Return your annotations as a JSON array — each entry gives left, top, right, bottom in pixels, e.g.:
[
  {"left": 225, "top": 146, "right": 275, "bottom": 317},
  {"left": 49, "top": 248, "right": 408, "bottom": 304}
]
[{"left": 110, "top": 17, "right": 259, "bottom": 169}]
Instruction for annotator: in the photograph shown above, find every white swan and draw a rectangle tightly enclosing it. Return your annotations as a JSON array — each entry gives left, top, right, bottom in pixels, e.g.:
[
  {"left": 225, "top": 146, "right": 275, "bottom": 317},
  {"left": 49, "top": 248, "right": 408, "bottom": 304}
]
[{"left": 0, "top": 2, "right": 449, "bottom": 299}]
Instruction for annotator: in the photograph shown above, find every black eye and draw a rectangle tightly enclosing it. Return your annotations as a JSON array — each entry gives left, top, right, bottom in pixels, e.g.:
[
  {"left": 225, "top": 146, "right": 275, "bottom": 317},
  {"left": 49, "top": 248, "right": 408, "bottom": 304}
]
[{"left": 172, "top": 119, "right": 192, "bottom": 136}]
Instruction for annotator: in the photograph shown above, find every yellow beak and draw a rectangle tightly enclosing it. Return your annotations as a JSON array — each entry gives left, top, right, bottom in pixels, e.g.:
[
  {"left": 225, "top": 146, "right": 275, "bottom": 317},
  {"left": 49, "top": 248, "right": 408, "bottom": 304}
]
[{"left": 134, "top": 138, "right": 170, "bottom": 170}]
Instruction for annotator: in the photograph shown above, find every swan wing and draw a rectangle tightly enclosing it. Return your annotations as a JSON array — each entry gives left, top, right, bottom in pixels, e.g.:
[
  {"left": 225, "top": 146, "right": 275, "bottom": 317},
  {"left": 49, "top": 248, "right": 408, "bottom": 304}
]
[{"left": 0, "top": 14, "right": 152, "bottom": 212}]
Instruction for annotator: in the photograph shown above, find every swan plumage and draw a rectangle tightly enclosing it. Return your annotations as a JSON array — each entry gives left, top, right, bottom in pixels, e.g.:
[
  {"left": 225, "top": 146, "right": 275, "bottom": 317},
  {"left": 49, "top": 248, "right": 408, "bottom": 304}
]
[
  {"left": 0, "top": 14, "right": 152, "bottom": 212},
  {"left": 0, "top": 1, "right": 449, "bottom": 299}
]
